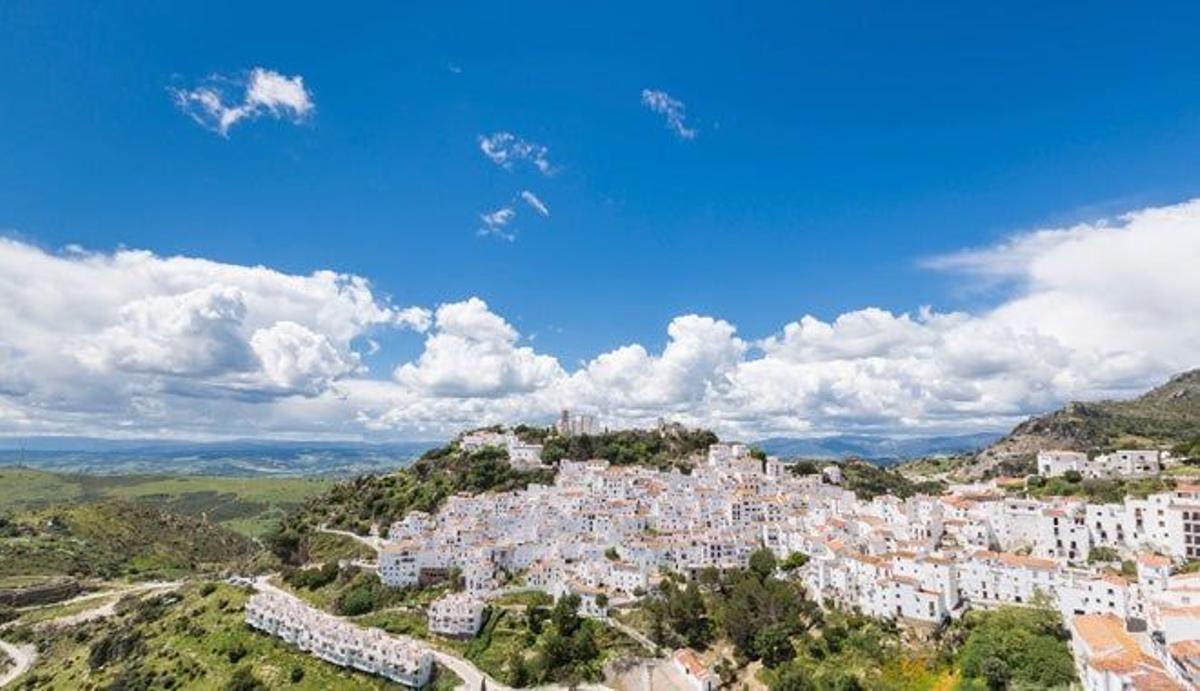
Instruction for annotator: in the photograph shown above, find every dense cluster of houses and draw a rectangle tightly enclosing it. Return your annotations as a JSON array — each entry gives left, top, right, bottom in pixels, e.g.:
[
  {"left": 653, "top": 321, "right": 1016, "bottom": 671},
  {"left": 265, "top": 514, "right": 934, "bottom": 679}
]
[
  {"left": 245, "top": 591, "right": 433, "bottom": 687},
  {"left": 372, "top": 438, "right": 1200, "bottom": 690}
]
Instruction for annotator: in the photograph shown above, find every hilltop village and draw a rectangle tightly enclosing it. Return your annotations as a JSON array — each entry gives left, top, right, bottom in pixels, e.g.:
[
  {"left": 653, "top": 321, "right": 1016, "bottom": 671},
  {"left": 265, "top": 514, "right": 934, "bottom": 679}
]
[{"left": 245, "top": 413, "right": 1200, "bottom": 690}]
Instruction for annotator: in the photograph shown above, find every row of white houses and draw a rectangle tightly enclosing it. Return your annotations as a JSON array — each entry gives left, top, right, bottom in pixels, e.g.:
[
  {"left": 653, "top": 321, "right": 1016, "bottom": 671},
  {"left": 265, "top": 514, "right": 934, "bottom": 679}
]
[{"left": 245, "top": 591, "right": 433, "bottom": 688}]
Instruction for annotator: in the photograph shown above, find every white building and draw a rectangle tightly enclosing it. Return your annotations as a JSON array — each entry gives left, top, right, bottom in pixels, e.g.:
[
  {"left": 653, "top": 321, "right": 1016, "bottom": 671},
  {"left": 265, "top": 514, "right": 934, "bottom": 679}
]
[
  {"left": 458, "top": 429, "right": 543, "bottom": 468},
  {"left": 706, "top": 442, "right": 749, "bottom": 465},
  {"left": 1039, "top": 450, "right": 1087, "bottom": 477},
  {"left": 1091, "top": 450, "right": 1162, "bottom": 478},
  {"left": 427, "top": 592, "right": 486, "bottom": 637},
  {"left": 246, "top": 592, "right": 433, "bottom": 688},
  {"left": 672, "top": 649, "right": 718, "bottom": 691},
  {"left": 1069, "top": 614, "right": 1179, "bottom": 690}
]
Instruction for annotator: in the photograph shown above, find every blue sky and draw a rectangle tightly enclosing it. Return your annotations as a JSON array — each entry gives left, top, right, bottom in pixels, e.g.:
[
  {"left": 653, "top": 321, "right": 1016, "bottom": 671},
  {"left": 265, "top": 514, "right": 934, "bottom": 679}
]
[{"left": 2, "top": 2, "right": 1200, "bottom": 440}]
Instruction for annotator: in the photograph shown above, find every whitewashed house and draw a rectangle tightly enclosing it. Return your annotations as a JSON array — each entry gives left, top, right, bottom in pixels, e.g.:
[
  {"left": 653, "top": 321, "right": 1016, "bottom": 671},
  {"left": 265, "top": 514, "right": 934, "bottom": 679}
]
[{"left": 427, "top": 592, "right": 486, "bottom": 637}]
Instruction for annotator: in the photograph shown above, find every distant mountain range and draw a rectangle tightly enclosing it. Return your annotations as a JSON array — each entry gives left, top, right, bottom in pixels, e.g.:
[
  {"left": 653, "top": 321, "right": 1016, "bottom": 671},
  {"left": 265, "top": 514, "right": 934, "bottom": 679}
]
[
  {"left": 753, "top": 433, "right": 1001, "bottom": 463},
  {"left": 0, "top": 437, "right": 438, "bottom": 476}
]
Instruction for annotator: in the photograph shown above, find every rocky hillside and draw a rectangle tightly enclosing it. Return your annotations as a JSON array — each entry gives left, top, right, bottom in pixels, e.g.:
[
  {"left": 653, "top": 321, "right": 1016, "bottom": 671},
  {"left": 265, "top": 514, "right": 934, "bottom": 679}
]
[{"left": 960, "top": 369, "right": 1200, "bottom": 479}]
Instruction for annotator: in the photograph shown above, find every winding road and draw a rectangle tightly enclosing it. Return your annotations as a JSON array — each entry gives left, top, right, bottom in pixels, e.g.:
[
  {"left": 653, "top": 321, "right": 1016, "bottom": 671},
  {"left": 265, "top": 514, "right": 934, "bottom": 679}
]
[{"left": 0, "top": 580, "right": 183, "bottom": 687}]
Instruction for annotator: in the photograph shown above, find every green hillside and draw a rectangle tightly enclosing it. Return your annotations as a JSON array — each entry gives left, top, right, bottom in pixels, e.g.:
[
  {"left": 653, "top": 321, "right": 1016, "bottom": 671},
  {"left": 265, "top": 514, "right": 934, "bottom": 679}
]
[
  {"left": 0, "top": 467, "right": 333, "bottom": 538},
  {"left": 0, "top": 501, "right": 256, "bottom": 581},
  {"left": 5, "top": 582, "right": 458, "bottom": 690}
]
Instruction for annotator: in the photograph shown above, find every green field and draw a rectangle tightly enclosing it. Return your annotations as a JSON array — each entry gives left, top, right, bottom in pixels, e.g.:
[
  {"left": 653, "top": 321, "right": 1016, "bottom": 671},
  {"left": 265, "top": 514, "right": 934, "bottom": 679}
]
[{"left": 0, "top": 467, "right": 333, "bottom": 538}]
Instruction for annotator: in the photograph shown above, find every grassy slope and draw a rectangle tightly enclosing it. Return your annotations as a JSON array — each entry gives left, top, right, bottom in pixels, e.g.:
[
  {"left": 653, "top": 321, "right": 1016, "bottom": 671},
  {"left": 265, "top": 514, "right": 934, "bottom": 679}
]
[
  {"left": 9, "top": 582, "right": 461, "bottom": 690},
  {"left": 0, "top": 501, "right": 256, "bottom": 581},
  {"left": 0, "top": 467, "right": 332, "bottom": 538}
]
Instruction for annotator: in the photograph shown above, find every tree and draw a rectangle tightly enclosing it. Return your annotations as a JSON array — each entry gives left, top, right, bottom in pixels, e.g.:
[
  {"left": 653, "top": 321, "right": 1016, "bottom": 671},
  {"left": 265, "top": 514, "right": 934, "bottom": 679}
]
[
  {"left": 1087, "top": 546, "right": 1119, "bottom": 563},
  {"left": 754, "top": 624, "right": 796, "bottom": 668},
  {"left": 781, "top": 551, "right": 809, "bottom": 571},
  {"left": 956, "top": 606, "right": 1076, "bottom": 689},
  {"left": 748, "top": 548, "right": 778, "bottom": 582},
  {"left": 1063, "top": 470, "right": 1083, "bottom": 483},
  {"left": 551, "top": 594, "right": 582, "bottom": 636}
]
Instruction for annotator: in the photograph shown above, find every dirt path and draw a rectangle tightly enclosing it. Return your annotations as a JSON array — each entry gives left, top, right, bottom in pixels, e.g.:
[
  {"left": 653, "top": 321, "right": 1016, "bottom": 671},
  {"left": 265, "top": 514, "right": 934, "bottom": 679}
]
[{"left": 0, "top": 638, "right": 36, "bottom": 689}]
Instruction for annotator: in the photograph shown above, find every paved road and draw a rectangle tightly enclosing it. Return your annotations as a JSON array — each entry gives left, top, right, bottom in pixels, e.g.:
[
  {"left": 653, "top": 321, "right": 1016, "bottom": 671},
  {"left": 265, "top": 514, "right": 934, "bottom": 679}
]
[
  {"left": 0, "top": 638, "right": 36, "bottom": 689},
  {"left": 430, "top": 649, "right": 512, "bottom": 691}
]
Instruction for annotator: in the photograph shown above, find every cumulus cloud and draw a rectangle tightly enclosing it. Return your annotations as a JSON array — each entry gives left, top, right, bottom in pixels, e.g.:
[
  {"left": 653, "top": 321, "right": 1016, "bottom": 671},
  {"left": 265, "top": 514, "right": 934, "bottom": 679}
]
[
  {"left": 393, "top": 298, "right": 565, "bottom": 398},
  {"left": 520, "top": 190, "right": 550, "bottom": 217},
  {"left": 477, "top": 132, "right": 554, "bottom": 174},
  {"left": 3, "top": 197, "right": 1200, "bottom": 440},
  {"left": 172, "top": 68, "right": 314, "bottom": 136},
  {"left": 641, "top": 89, "right": 697, "bottom": 140},
  {"left": 0, "top": 239, "right": 413, "bottom": 436}
]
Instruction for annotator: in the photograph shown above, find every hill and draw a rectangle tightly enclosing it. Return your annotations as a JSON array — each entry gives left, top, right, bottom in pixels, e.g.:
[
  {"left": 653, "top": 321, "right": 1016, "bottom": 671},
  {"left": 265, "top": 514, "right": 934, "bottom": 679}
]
[
  {"left": 4, "top": 581, "right": 457, "bottom": 690},
  {"left": 0, "top": 467, "right": 334, "bottom": 538},
  {"left": 0, "top": 501, "right": 257, "bottom": 582},
  {"left": 922, "top": 369, "right": 1200, "bottom": 480},
  {"left": 269, "top": 425, "right": 718, "bottom": 565}
]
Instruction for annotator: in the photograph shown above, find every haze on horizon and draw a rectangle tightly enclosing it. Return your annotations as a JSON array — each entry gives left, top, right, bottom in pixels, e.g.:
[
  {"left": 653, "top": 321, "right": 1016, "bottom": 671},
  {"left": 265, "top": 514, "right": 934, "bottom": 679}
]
[{"left": 2, "top": 3, "right": 1199, "bottom": 443}]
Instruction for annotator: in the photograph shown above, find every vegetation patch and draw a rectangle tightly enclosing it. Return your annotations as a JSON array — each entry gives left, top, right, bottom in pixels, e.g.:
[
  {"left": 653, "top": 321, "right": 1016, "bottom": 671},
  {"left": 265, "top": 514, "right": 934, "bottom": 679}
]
[{"left": 7, "top": 582, "right": 424, "bottom": 690}]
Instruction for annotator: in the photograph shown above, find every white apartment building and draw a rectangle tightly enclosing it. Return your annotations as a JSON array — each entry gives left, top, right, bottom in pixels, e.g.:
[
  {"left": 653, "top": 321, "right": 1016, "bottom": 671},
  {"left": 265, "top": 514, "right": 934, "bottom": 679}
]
[
  {"left": 1039, "top": 450, "right": 1088, "bottom": 477},
  {"left": 1038, "top": 449, "right": 1162, "bottom": 479},
  {"left": 246, "top": 592, "right": 433, "bottom": 688},
  {"left": 427, "top": 592, "right": 486, "bottom": 637}
]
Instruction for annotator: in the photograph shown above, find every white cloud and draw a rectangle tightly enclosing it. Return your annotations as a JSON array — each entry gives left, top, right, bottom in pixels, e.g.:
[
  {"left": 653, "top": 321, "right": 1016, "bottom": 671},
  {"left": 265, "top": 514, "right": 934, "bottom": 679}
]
[
  {"left": 172, "top": 68, "right": 314, "bottom": 136},
  {"left": 0, "top": 238, "right": 413, "bottom": 436},
  {"left": 250, "top": 321, "right": 358, "bottom": 394},
  {"left": 393, "top": 298, "right": 565, "bottom": 398},
  {"left": 395, "top": 306, "right": 433, "bottom": 332},
  {"left": 478, "top": 207, "right": 517, "bottom": 241},
  {"left": 641, "top": 89, "right": 697, "bottom": 140},
  {"left": 477, "top": 132, "right": 554, "bottom": 174},
  {"left": 520, "top": 190, "right": 550, "bottom": 217},
  {"left": 3, "top": 197, "right": 1200, "bottom": 440}
]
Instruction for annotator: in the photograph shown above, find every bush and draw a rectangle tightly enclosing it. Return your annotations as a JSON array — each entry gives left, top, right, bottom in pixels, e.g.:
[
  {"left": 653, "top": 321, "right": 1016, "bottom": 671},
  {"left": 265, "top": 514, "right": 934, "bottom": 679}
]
[
  {"left": 225, "top": 641, "right": 248, "bottom": 664},
  {"left": 224, "top": 666, "right": 266, "bottom": 691},
  {"left": 88, "top": 630, "right": 143, "bottom": 670},
  {"left": 337, "top": 584, "right": 380, "bottom": 616}
]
